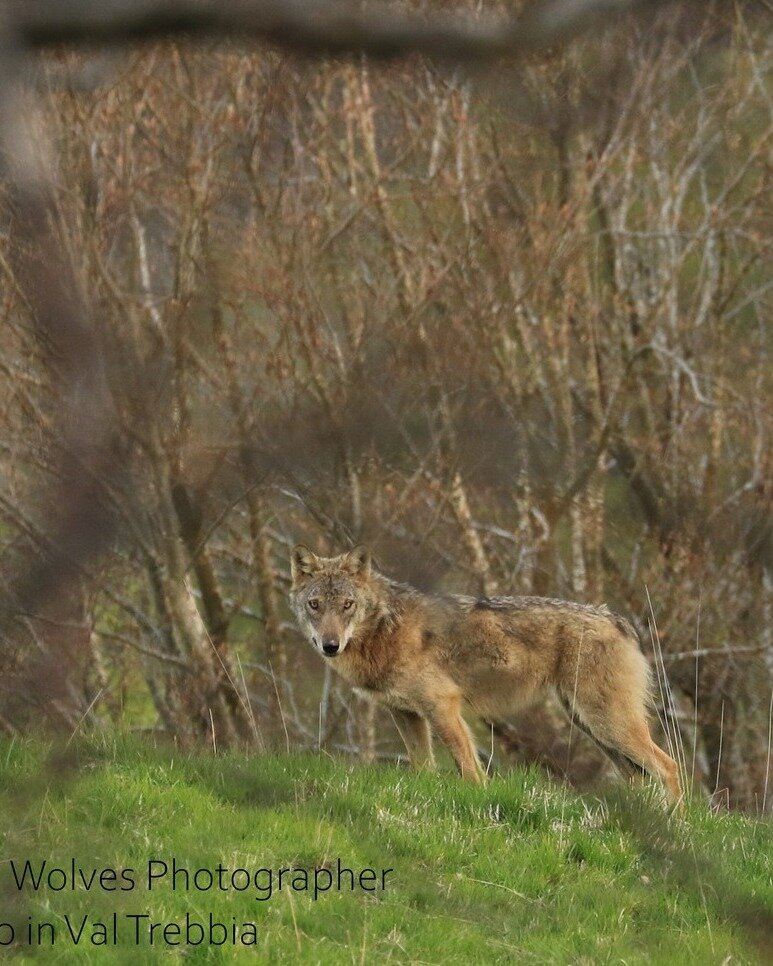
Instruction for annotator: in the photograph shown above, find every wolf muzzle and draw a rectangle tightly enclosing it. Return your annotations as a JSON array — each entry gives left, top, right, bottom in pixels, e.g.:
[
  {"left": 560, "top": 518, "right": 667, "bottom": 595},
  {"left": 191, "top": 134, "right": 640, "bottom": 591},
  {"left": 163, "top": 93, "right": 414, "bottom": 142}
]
[{"left": 321, "top": 638, "right": 340, "bottom": 656}]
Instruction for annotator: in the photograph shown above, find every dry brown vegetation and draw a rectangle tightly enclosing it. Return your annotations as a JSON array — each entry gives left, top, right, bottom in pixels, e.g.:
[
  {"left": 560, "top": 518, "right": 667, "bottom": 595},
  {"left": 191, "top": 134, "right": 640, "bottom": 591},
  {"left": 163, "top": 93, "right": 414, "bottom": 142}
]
[{"left": 0, "top": 2, "right": 770, "bottom": 809}]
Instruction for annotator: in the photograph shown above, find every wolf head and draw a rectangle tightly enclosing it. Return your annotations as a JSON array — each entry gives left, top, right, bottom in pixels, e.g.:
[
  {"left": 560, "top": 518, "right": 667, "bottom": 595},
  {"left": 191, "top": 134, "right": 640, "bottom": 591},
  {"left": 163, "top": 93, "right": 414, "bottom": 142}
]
[{"left": 289, "top": 545, "right": 374, "bottom": 658}]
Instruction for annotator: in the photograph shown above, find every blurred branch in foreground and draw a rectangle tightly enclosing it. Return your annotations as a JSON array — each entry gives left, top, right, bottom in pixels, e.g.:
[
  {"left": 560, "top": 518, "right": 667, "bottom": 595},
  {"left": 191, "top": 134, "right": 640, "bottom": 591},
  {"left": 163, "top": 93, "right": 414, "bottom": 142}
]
[
  {"left": 16, "top": 0, "right": 674, "bottom": 60},
  {"left": 0, "top": 12, "right": 123, "bottom": 727}
]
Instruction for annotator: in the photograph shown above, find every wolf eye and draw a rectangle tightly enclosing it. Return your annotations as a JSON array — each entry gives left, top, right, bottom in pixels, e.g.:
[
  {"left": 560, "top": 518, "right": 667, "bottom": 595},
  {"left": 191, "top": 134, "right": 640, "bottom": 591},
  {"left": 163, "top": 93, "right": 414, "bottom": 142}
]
[
  {"left": 342, "top": 599, "right": 354, "bottom": 611},
  {"left": 308, "top": 599, "right": 319, "bottom": 611}
]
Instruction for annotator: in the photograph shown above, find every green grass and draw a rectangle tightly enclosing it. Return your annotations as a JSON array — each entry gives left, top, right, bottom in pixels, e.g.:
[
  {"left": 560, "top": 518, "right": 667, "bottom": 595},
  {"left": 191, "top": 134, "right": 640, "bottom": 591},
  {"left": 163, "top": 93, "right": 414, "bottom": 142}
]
[{"left": 0, "top": 736, "right": 771, "bottom": 963}]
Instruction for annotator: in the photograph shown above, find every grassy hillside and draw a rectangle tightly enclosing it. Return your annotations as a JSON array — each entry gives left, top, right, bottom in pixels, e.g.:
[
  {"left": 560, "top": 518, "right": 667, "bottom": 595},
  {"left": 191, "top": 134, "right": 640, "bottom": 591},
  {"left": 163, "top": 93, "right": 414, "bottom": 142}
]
[{"left": 1, "top": 737, "right": 771, "bottom": 963}]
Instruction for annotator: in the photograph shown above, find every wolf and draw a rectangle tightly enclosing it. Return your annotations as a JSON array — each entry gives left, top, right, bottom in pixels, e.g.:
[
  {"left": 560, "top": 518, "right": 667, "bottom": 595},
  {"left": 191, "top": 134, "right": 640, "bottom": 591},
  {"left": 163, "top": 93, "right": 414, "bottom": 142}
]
[{"left": 289, "top": 544, "right": 682, "bottom": 802}]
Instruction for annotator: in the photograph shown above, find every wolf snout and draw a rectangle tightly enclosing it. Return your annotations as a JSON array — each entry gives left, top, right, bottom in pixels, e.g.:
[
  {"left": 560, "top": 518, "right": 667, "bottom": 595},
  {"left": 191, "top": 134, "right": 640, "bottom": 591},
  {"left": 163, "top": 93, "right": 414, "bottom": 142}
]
[{"left": 322, "top": 639, "right": 340, "bottom": 656}]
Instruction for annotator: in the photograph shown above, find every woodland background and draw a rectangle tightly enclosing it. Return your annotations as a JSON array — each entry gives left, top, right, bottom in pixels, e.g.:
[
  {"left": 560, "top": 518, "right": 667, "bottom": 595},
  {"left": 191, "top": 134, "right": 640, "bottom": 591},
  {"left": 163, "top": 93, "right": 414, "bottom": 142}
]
[{"left": 0, "top": 1, "right": 770, "bottom": 810}]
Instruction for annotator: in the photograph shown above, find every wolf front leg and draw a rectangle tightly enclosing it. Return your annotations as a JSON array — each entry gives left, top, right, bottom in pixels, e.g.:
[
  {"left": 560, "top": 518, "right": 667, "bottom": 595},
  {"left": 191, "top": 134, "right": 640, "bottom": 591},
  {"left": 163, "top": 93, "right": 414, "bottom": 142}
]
[
  {"left": 428, "top": 696, "right": 486, "bottom": 785},
  {"left": 391, "top": 709, "right": 436, "bottom": 771}
]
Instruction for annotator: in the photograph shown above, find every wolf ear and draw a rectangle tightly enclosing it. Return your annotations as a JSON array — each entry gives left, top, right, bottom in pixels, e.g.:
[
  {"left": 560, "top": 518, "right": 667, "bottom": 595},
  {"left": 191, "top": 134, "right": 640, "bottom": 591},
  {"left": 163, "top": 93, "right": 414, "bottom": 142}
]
[
  {"left": 291, "top": 545, "right": 321, "bottom": 584},
  {"left": 342, "top": 544, "right": 371, "bottom": 578}
]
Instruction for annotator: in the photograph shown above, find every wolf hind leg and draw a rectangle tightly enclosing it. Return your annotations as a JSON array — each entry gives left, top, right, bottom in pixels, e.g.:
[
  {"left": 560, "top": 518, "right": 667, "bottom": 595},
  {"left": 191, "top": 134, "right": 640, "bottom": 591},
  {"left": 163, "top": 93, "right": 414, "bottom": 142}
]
[
  {"left": 607, "top": 720, "right": 682, "bottom": 806},
  {"left": 561, "top": 691, "right": 682, "bottom": 805},
  {"left": 428, "top": 696, "right": 486, "bottom": 785},
  {"left": 557, "top": 694, "right": 647, "bottom": 781},
  {"left": 391, "top": 710, "right": 435, "bottom": 771}
]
